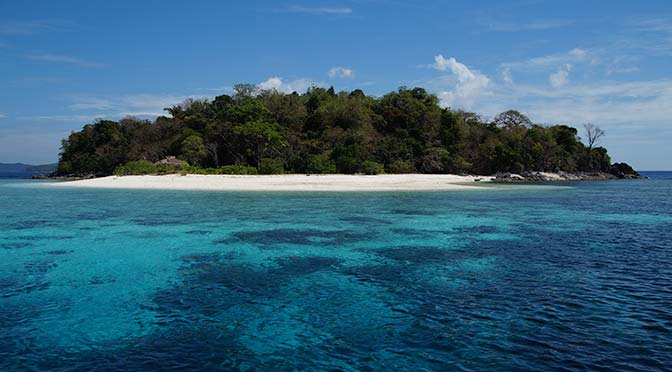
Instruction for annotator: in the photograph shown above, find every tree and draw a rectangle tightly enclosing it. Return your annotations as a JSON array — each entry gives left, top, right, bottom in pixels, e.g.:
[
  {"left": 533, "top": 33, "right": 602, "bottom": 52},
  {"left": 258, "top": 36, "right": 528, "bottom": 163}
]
[
  {"left": 233, "top": 84, "right": 257, "bottom": 101},
  {"left": 583, "top": 123, "right": 605, "bottom": 151},
  {"left": 306, "top": 152, "right": 336, "bottom": 174},
  {"left": 180, "top": 135, "right": 206, "bottom": 165},
  {"left": 493, "top": 110, "right": 533, "bottom": 128},
  {"left": 233, "top": 120, "right": 287, "bottom": 168},
  {"left": 55, "top": 84, "right": 627, "bottom": 177},
  {"left": 419, "top": 147, "right": 451, "bottom": 173}
]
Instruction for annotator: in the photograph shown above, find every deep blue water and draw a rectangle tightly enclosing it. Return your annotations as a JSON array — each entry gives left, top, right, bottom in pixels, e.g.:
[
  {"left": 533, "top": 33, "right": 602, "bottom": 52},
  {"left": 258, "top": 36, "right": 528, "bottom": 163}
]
[{"left": 1, "top": 175, "right": 671, "bottom": 371}]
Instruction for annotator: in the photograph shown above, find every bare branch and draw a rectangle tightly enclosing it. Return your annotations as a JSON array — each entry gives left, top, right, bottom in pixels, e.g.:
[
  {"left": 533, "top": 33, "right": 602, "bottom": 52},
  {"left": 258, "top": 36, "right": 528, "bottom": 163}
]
[{"left": 583, "top": 123, "right": 605, "bottom": 150}]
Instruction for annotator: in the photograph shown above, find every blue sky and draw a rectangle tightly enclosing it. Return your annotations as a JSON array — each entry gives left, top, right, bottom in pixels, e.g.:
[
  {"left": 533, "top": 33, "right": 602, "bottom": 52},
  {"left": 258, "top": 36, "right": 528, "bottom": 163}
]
[{"left": 1, "top": 0, "right": 671, "bottom": 169}]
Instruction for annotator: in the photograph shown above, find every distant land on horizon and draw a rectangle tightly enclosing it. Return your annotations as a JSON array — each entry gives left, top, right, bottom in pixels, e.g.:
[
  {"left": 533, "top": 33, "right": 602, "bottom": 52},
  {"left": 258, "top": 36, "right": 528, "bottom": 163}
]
[{"left": 0, "top": 162, "right": 57, "bottom": 177}]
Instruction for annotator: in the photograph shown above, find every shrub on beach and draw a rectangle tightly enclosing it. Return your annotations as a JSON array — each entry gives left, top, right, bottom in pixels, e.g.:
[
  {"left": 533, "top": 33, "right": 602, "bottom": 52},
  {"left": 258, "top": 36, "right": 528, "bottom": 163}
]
[
  {"left": 361, "top": 161, "right": 385, "bottom": 175},
  {"left": 182, "top": 165, "right": 259, "bottom": 175},
  {"left": 259, "top": 158, "right": 284, "bottom": 174},
  {"left": 387, "top": 160, "right": 413, "bottom": 174},
  {"left": 156, "top": 164, "right": 187, "bottom": 174},
  {"left": 114, "top": 162, "right": 260, "bottom": 176},
  {"left": 216, "top": 165, "right": 259, "bottom": 175},
  {"left": 306, "top": 153, "right": 337, "bottom": 174}
]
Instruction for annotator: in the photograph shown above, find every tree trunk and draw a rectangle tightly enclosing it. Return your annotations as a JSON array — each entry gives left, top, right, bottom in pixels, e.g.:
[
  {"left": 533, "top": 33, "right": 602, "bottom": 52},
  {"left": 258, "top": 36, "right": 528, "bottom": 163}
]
[{"left": 206, "top": 142, "right": 220, "bottom": 167}]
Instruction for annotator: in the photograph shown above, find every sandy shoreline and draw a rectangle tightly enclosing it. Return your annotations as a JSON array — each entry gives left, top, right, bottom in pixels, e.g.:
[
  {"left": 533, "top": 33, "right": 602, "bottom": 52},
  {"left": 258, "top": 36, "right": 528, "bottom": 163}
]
[{"left": 46, "top": 174, "right": 495, "bottom": 192}]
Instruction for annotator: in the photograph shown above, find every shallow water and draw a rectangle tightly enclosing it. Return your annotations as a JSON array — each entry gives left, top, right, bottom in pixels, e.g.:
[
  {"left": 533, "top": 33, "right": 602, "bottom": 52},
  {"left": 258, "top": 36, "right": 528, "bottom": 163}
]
[{"left": 1, "top": 175, "right": 671, "bottom": 371}]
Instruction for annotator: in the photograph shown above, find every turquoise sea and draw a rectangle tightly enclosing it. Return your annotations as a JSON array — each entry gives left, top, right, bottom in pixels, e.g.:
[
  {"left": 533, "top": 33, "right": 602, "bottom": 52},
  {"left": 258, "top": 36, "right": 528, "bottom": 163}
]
[{"left": 1, "top": 173, "right": 671, "bottom": 371}]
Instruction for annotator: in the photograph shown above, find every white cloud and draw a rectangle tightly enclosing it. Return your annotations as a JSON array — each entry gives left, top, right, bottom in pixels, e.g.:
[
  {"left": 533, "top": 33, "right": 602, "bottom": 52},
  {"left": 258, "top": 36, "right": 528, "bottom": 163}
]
[
  {"left": 634, "top": 17, "right": 672, "bottom": 33},
  {"left": 501, "top": 46, "right": 643, "bottom": 83},
  {"left": 630, "top": 17, "right": 672, "bottom": 53},
  {"left": 47, "top": 93, "right": 211, "bottom": 121},
  {"left": 549, "top": 64, "right": 572, "bottom": 88},
  {"left": 328, "top": 66, "right": 354, "bottom": 79},
  {"left": 0, "top": 19, "right": 73, "bottom": 35},
  {"left": 27, "top": 81, "right": 326, "bottom": 126},
  {"left": 527, "top": 48, "right": 588, "bottom": 67},
  {"left": 18, "top": 114, "right": 97, "bottom": 122},
  {"left": 204, "top": 85, "right": 234, "bottom": 94},
  {"left": 425, "top": 49, "right": 672, "bottom": 147},
  {"left": 67, "top": 97, "right": 114, "bottom": 110},
  {"left": 531, "top": 80, "right": 672, "bottom": 120},
  {"left": 27, "top": 53, "right": 105, "bottom": 68},
  {"left": 0, "top": 112, "right": 6, "bottom": 119},
  {"left": 257, "top": 77, "right": 283, "bottom": 91},
  {"left": 568, "top": 48, "right": 587, "bottom": 59},
  {"left": 499, "top": 48, "right": 589, "bottom": 77},
  {"left": 432, "top": 55, "right": 490, "bottom": 109},
  {"left": 117, "top": 94, "right": 199, "bottom": 112},
  {"left": 502, "top": 66, "right": 513, "bottom": 84},
  {"left": 443, "top": 75, "right": 672, "bottom": 168},
  {"left": 484, "top": 19, "right": 575, "bottom": 32},
  {"left": 607, "top": 66, "right": 640, "bottom": 75},
  {"left": 466, "top": 77, "right": 672, "bottom": 130},
  {"left": 285, "top": 6, "right": 352, "bottom": 15},
  {"left": 257, "top": 77, "right": 321, "bottom": 93}
]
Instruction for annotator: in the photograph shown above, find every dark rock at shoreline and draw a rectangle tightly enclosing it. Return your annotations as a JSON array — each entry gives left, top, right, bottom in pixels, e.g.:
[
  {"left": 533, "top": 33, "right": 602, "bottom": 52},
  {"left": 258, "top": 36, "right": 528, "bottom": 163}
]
[
  {"left": 610, "top": 162, "right": 643, "bottom": 179},
  {"left": 494, "top": 171, "right": 611, "bottom": 182},
  {"left": 494, "top": 164, "right": 645, "bottom": 183},
  {"left": 31, "top": 173, "right": 95, "bottom": 181}
]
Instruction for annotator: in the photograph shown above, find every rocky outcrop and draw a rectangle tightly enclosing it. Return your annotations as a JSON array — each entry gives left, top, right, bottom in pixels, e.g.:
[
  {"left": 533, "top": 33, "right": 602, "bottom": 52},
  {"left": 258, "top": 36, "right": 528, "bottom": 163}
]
[
  {"left": 495, "top": 164, "right": 645, "bottom": 182},
  {"left": 33, "top": 174, "right": 94, "bottom": 180},
  {"left": 609, "top": 162, "right": 642, "bottom": 179},
  {"left": 495, "top": 172, "right": 610, "bottom": 182}
]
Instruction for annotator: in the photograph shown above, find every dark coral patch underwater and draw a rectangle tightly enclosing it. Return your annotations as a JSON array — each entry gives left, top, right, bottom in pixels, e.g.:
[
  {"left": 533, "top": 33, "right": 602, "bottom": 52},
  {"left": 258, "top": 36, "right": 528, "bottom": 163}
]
[{"left": 232, "top": 228, "right": 370, "bottom": 247}]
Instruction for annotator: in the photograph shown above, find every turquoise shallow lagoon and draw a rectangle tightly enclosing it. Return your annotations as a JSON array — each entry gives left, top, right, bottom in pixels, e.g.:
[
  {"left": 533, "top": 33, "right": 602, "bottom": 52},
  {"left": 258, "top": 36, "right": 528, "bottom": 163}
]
[{"left": 1, "top": 174, "right": 671, "bottom": 370}]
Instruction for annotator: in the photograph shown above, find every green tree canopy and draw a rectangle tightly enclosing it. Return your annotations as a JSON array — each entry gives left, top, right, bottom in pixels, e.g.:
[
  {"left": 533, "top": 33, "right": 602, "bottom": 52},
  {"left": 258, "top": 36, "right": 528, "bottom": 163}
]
[{"left": 56, "top": 85, "right": 623, "bottom": 177}]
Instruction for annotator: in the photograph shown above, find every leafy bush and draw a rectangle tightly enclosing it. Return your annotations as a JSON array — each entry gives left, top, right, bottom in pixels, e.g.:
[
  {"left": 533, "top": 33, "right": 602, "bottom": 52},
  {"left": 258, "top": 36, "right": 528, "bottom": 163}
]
[
  {"left": 113, "top": 160, "right": 157, "bottom": 176},
  {"left": 333, "top": 137, "right": 367, "bottom": 174},
  {"left": 447, "top": 155, "right": 472, "bottom": 174},
  {"left": 419, "top": 147, "right": 451, "bottom": 173},
  {"left": 156, "top": 163, "right": 187, "bottom": 175},
  {"left": 180, "top": 165, "right": 259, "bottom": 175},
  {"left": 114, "top": 162, "right": 262, "bottom": 176},
  {"left": 387, "top": 160, "right": 413, "bottom": 173},
  {"left": 361, "top": 161, "right": 384, "bottom": 175},
  {"left": 114, "top": 161, "right": 188, "bottom": 176},
  {"left": 216, "top": 165, "right": 259, "bottom": 175},
  {"left": 306, "top": 153, "right": 337, "bottom": 174},
  {"left": 57, "top": 161, "right": 74, "bottom": 175},
  {"left": 259, "top": 158, "right": 284, "bottom": 174},
  {"left": 180, "top": 135, "right": 206, "bottom": 165}
]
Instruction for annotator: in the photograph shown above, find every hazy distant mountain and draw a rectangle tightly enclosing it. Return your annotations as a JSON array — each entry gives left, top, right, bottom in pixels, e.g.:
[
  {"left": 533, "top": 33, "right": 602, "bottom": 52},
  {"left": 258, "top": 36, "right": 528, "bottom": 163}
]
[
  {"left": 0, "top": 162, "right": 57, "bottom": 177},
  {"left": 25, "top": 163, "right": 58, "bottom": 172}
]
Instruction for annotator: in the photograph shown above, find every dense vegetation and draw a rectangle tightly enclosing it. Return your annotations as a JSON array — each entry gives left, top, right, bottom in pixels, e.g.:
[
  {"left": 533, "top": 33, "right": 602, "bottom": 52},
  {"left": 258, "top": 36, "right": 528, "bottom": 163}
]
[{"left": 57, "top": 85, "right": 618, "bottom": 177}]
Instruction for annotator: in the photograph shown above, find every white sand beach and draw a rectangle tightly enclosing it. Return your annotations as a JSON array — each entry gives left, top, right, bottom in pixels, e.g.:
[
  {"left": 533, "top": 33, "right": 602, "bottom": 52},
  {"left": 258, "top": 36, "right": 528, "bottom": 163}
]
[{"left": 48, "top": 174, "right": 494, "bottom": 191}]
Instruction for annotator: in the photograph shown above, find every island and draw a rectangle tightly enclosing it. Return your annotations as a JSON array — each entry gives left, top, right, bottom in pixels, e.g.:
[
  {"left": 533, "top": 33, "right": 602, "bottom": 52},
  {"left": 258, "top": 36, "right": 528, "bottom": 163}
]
[
  {"left": 51, "top": 85, "right": 641, "bottom": 190},
  {"left": 0, "top": 162, "right": 57, "bottom": 178}
]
